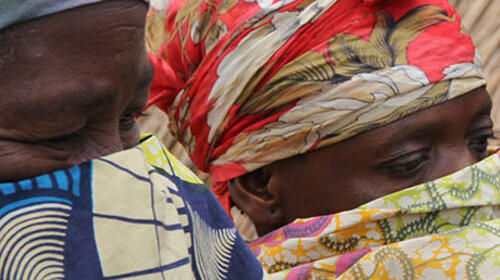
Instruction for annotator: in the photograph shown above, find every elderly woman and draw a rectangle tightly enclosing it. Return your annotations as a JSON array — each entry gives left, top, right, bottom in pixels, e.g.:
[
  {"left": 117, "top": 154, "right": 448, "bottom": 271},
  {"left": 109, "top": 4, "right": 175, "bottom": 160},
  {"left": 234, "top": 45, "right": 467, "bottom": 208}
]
[
  {"left": 147, "top": 0, "right": 500, "bottom": 278},
  {"left": 0, "top": 1, "right": 264, "bottom": 279}
]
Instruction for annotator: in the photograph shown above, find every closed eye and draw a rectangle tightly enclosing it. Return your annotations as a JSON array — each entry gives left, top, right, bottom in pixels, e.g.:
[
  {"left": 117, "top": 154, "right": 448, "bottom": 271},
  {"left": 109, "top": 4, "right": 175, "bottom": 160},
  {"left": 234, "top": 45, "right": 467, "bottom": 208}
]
[
  {"left": 377, "top": 149, "right": 430, "bottom": 177},
  {"left": 48, "top": 131, "right": 83, "bottom": 143},
  {"left": 468, "top": 129, "right": 495, "bottom": 159},
  {"left": 37, "top": 131, "right": 84, "bottom": 150},
  {"left": 467, "top": 113, "right": 494, "bottom": 159}
]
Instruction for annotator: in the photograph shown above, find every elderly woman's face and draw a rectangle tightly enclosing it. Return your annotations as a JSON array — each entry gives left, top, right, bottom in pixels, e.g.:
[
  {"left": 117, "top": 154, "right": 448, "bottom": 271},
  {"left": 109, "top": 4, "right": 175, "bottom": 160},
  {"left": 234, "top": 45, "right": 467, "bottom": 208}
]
[
  {"left": 230, "top": 87, "right": 494, "bottom": 235},
  {"left": 0, "top": 1, "right": 151, "bottom": 182}
]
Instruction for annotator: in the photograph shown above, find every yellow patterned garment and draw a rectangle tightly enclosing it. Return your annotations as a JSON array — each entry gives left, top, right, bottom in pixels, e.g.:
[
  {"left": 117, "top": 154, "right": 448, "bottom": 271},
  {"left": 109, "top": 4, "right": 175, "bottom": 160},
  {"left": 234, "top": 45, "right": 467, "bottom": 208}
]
[
  {"left": 140, "top": 134, "right": 203, "bottom": 184},
  {"left": 250, "top": 152, "right": 500, "bottom": 279},
  {"left": 0, "top": 134, "right": 264, "bottom": 279}
]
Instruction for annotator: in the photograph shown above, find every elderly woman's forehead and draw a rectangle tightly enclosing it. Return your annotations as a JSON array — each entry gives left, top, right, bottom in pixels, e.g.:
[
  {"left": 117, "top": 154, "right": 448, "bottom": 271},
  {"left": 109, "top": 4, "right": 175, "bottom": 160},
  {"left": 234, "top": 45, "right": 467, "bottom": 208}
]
[
  {"left": 0, "top": 1, "right": 147, "bottom": 57},
  {"left": 0, "top": 1, "right": 148, "bottom": 60},
  {"left": 0, "top": 1, "right": 148, "bottom": 79},
  {"left": 0, "top": 0, "right": 150, "bottom": 121},
  {"left": 0, "top": 0, "right": 148, "bottom": 31}
]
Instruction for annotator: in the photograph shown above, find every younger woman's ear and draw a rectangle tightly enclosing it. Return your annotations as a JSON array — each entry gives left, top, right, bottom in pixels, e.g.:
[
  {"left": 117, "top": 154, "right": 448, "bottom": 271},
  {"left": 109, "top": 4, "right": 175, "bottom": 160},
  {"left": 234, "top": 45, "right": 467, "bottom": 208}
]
[{"left": 228, "top": 168, "right": 284, "bottom": 236}]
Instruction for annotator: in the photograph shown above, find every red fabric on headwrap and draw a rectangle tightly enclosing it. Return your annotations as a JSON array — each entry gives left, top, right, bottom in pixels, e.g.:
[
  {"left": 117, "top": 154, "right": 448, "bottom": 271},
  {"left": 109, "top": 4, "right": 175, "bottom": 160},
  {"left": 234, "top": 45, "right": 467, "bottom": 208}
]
[
  {"left": 148, "top": 54, "right": 185, "bottom": 111},
  {"left": 212, "top": 181, "right": 231, "bottom": 217},
  {"left": 146, "top": 0, "right": 485, "bottom": 216}
]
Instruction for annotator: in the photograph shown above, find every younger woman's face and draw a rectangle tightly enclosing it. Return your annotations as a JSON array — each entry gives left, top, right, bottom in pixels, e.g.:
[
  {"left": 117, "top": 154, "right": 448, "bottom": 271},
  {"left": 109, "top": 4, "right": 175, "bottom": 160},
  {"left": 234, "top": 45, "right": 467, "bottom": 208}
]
[
  {"left": 231, "top": 87, "right": 494, "bottom": 235},
  {"left": 276, "top": 87, "right": 493, "bottom": 219}
]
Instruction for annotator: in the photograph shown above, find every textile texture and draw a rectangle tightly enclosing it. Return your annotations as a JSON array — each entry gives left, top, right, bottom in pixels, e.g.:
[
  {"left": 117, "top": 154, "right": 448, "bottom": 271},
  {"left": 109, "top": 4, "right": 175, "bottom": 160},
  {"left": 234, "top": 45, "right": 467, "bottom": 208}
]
[
  {"left": 0, "top": 135, "right": 263, "bottom": 279},
  {"left": 249, "top": 151, "right": 500, "bottom": 279},
  {"left": 146, "top": 0, "right": 487, "bottom": 214}
]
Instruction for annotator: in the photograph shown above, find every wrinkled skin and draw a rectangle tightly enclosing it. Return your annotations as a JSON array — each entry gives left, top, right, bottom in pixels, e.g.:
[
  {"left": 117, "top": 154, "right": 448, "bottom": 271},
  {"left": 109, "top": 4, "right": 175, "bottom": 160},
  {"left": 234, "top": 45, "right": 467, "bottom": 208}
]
[
  {"left": 0, "top": 1, "right": 151, "bottom": 182},
  {"left": 229, "top": 87, "right": 494, "bottom": 235}
]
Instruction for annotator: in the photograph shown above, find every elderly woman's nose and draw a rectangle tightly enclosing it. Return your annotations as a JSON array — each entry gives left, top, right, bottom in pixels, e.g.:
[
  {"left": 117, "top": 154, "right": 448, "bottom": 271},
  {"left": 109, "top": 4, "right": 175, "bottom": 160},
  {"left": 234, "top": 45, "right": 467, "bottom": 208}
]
[
  {"left": 439, "top": 145, "right": 478, "bottom": 177},
  {"left": 84, "top": 133, "right": 124, "bottom": 160},
  {"left": 106, "top": 133, "right": 126, "bottom": 153}
]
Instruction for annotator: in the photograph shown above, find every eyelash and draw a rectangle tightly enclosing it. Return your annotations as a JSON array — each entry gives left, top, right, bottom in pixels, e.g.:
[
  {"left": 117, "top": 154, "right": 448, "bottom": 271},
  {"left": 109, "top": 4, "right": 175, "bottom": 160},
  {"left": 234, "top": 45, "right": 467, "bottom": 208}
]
[
  {"left": 380, "top": 132, "right": 495, "bottom": 176},
  {"left": 469, "top": 130, "right": 495, "bottom": 157}
]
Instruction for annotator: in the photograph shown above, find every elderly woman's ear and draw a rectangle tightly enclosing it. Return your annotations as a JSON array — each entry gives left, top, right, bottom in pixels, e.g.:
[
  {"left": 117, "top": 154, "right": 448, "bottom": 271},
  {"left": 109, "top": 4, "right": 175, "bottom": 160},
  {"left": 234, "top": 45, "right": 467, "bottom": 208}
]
[{"left": 228, "top": 168, "right": 285, "bottom": 235}]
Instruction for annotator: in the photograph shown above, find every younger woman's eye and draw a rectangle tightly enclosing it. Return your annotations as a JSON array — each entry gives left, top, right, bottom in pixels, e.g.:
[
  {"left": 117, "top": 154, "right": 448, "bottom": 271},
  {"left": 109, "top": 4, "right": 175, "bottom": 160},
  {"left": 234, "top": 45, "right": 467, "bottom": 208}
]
[
  {"left": 379, "top": 150, "right": 430, "bottom": 176},
  {"left": 469, "top": 129, "right": 495, "bottom": 158}
]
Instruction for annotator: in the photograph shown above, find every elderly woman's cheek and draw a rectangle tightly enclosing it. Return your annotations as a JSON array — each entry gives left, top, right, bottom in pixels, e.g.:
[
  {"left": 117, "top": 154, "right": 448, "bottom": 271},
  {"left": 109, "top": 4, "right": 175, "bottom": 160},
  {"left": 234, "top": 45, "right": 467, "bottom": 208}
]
[
  {"left": 120, "top": 123, "right": 141, "bottom": 149},
  {"left": 0, "top": 141, "right": 74, "bottom": 182}
]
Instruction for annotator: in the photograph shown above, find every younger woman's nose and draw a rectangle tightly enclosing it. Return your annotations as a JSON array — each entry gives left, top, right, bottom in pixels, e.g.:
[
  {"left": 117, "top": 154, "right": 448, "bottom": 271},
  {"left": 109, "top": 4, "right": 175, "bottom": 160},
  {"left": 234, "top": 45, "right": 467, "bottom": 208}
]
[{"left": 436, "top": 145, "right": 478, "bottom": 179}]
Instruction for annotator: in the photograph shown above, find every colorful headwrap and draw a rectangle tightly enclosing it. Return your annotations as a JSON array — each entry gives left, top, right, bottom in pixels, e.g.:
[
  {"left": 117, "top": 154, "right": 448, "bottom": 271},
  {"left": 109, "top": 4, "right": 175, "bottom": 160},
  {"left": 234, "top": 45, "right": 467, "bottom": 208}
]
[
  {"left": 147, "top": 0, "right": 486, "bottom": 214},
  {"left": 0, "top": 0, "right": 149, "bottom": 31}
]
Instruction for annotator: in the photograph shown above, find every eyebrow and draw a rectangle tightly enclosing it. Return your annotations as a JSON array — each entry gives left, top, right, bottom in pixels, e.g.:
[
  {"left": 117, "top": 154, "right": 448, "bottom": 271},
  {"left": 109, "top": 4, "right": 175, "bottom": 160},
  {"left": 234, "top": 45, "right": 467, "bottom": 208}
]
[
  {"left": 376, "top": 96, "right": 493, "bottom": 160},
  {"left": 467, "top": 98, "right": 493, "bottom": 131},
  {"left": 373, "top": 115, "right": 445, "bottom": 160},
  {"left": 473, "top": 98, "right": 492, "bottom": 119},
  {"left": 379, "top": 129, "right": 433, "bottom": 159}
]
